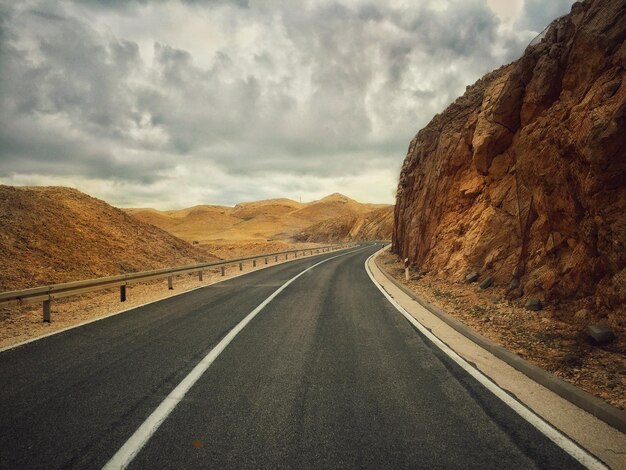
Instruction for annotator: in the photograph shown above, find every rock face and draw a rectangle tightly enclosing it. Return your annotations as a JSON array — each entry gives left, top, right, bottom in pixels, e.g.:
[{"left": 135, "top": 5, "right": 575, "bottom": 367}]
[{"left": 393, "top": 0, "right": 625, "bottom": 319}]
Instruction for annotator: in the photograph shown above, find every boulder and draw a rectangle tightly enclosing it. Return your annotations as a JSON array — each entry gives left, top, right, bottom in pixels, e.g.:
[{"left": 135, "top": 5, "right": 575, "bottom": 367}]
[
  {"left": 587, "top": 325, "right": 616, "bottom": 344},
  {"left": 525, "top": 299, "right": 543, "bottom": 311},
  {"left": 479, "top": 276, "right": 494, "bottom": 289}
]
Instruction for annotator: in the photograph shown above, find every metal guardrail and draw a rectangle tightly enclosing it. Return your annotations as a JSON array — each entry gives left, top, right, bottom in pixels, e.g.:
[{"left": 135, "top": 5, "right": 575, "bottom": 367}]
[{"left": 0, "top": 242, "right": 358, "bottom": 321}]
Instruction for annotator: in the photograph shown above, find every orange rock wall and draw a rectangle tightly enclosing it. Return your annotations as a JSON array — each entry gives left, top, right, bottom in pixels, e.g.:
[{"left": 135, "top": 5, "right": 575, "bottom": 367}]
[{"left": 393, "top": 0, "right": 625, "bottom": 312}]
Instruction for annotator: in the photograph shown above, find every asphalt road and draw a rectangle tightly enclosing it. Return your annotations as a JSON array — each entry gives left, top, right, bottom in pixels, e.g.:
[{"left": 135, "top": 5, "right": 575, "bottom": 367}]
[{"left": 0, "top": 244, "right": 584, "bottom": 469}]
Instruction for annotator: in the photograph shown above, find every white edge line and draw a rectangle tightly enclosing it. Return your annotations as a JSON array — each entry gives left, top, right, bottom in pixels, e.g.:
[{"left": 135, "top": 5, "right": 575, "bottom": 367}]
[
  {"left": 364, "top": 251, "right": 607, "bottom": 470},
  {"left": 103, "top": 244, "right": 371, "bottom": 470},
  {"left": 0, "top": 246, "right": 358, "bottom": 354}
]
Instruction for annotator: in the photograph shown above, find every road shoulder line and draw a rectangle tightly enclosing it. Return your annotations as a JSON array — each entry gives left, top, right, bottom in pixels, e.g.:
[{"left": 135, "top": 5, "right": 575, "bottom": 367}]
[
  {"left": 365, "top": 250, "right": 610, "bottom": 470},
  {"left": 372, "top": 250, "right": 626, "bottom": 436}
]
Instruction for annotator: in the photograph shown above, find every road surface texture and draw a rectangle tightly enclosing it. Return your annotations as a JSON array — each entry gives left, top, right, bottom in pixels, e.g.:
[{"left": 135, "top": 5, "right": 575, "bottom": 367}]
[{"left": 0, "top": 244, "right": 588, "bottom": 469}]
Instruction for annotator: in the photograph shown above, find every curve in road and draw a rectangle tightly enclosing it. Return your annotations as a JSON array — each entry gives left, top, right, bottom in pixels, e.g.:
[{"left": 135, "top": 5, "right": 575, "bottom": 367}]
[{"left": 0, "top": 244, "right": 603, "bottom": 469}]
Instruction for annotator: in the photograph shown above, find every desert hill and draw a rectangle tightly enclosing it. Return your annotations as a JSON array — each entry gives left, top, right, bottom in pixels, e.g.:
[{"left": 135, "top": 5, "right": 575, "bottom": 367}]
[
  {"left": 231, "top": 198, "right": 304, "bottom": 219},
  {"left": 127, "top": 193, "right": 393, "bottom": 243},
  {"left": 125, "top": 205, "right": 240, "bottom": 241},
  {"left": 296, "top": 206, "right": 394, "bottom": 242},
  {"left": 393, "top": 0, "right": 625, "bottom": 321},
  {"left": 288, "top": 193, "right": 375, "bottom": 224},
  {"left": 0, "top": 186, "right": 216, "bottom": 291}
]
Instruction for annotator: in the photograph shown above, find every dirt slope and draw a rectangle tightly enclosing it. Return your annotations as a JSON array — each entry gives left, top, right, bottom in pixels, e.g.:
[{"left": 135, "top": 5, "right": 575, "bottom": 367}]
[
  {"left": 393, "top": 0, "right": 625, "bottom": 329},
  {"left": 0, "top": 186, "right": 213, "bottom": 291}
]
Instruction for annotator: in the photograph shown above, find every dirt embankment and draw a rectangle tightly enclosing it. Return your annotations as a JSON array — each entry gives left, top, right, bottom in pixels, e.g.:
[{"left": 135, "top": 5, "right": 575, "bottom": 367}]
[
  {"left": 0, "top": 186, "right": 216, "bottom": 291},
  {"left": 393, "top": 0, "right": 625, "bottom": 334}
]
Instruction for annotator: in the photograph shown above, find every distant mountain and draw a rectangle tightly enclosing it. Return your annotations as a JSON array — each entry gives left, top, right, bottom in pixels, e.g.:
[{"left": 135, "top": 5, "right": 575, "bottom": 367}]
[
  {"left": 295, "top": 206, "right": 394, "bottom": 243},
  {"left": 126, "top": 193, "right": 393, "bottom": 243},
  {"left": 0, "top": 186, "right": 216, "bottom": 291}
]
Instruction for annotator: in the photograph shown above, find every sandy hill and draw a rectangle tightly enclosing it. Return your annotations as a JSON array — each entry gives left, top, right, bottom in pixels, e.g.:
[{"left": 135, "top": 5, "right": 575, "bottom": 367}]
[
  {"left": 127, "top": 193, "right": 393, "bottom": 243},
  {"left": 0, "top": 186, "right": 215, "bottom": 291},
  {"left": 231, "top": 198, "right": 304, "bottom": 219},
  {"left": 393, "top": 0, "right": 625, "bottom": 321},
  {"left": 125, "top": 205, "right": 239, "bottom": 242},
  {"left": 289, "top": 193, "right": 373, "bottom": 224}
]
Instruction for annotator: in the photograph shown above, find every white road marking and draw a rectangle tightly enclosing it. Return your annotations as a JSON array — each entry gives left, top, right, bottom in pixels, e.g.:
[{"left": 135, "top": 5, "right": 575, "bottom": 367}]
[
  {"left": 0, "top": 247, "right": 343, "bottom": 354},
  {"left": 103, "top": 245, "right": 370, "bottom": 470},
  {"left": 365, "top": 251, "right": 607, "bottom": 470}
]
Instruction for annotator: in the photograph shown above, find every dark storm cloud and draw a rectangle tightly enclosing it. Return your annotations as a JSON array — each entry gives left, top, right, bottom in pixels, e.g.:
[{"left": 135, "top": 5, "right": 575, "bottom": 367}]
[{"left": 0, "top": 0, "right": 562, "bottom": 206}]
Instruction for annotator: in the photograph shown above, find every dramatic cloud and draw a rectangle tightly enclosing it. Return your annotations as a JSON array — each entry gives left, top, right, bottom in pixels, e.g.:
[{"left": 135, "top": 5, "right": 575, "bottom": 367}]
[{"left": 0, "top": 0, "right": 575, "bottom": 208}]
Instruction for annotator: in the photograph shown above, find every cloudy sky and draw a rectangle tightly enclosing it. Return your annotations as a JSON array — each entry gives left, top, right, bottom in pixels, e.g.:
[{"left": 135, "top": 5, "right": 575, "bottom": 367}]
[{"left": 0, "top": 0, "right": 575, "bottom": 208}]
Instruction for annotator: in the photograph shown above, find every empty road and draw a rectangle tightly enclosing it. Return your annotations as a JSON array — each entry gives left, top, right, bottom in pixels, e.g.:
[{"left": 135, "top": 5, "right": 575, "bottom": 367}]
[{"left": 0, "top": 244, "right": 592, "bottom": 468}]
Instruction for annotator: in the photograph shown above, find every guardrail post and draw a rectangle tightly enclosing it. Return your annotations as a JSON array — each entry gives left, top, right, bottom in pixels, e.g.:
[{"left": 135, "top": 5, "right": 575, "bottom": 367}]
[
  {"left": 198, "top": 270, "right": 203, "bottom": 281},
  {"left": 120, "top": 285, "right": 127, "bottom": 302},
  {"left": 168, "top": 276, "right": 173, "bottom": 290},
  {"left": 253, "top": 260, "right": 256, "bottom": 267},
  {"left": 221, "top": 266, "right": 225, "bottom": 276},
  {"left": 264, "top": 257, "right": 268, "bottom": 264},
  {"left": 275, "top": 255, "right": 278, "bottom": 262},
  {"left": 43, "top": 299, "right": 51, "bottom": 322},
  {"left": 286, "top": 254, "right": 288, "bottom": 259},
  {"left": 239, "top": 263, "right": 243, "bottom": 271},
  {"left": 295, "top": 252, "right": 297, "bottom": 258}
]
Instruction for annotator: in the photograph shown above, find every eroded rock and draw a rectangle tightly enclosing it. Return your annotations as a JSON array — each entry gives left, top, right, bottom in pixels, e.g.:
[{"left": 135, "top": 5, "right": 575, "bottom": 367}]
[{"left": 393, "top": 0, "right": 626, "bottom": 323}]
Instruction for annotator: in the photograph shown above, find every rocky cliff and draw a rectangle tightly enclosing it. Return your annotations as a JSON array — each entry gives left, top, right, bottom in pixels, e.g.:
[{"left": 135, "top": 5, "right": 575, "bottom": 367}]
[{"left": 393, "top": 0, "right": 625, "bottom": 321}]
